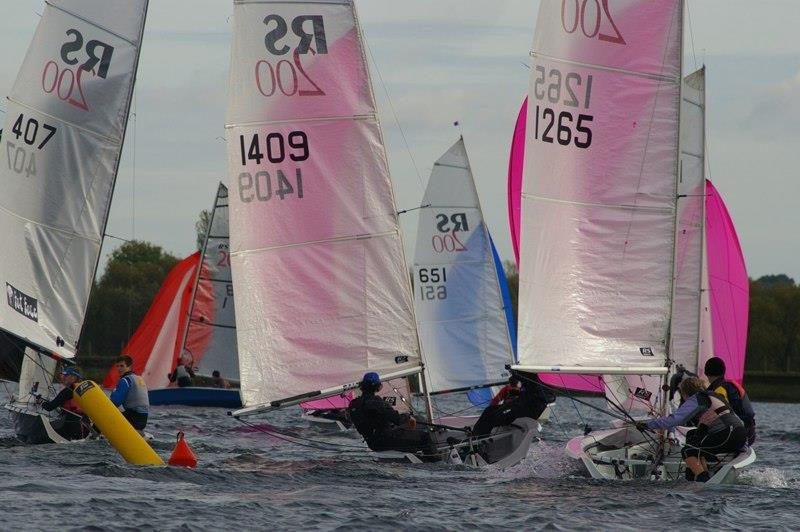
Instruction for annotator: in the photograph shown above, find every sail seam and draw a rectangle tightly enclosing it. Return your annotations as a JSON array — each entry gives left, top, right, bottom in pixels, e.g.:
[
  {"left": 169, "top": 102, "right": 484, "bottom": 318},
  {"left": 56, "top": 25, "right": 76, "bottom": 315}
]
[
  {"left": 46, "top": 2, "right": 138, "bottom": 46},
  {"left": 0, "top": 205, "right": 101, "bottom": 244},
  {"left": 530, "top": 51, "right": 679, "bottom": 83},
  {"left": 433, "top": 163, "right": 469, "bottom": 170},
  {"left": 235, "top": 0, "right": 350, "bottom": 5},
  {"left": 421, "top": 312, "right": 508, "bottom": 326},
  {"left": 7, "top": 97, "right": 121, "bottom": 144},
  {"left": 231, "top": 229, "right": 400, "bottom": 256},
  {"left": 189, "top": 319, "right": 235, "bottom": 330},
  {"left": 226, "top": 113, "right": 376, "bottom": 129},
  {"left": 522, "top": 193, "right": 673, "bottom": 214}
]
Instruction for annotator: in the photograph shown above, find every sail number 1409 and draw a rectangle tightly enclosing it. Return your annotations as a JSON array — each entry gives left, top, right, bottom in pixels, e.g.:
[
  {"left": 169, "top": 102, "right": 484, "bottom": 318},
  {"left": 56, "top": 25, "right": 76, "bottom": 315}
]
[{"left": 238, "top": 130, "right": 309, "bottom": 204}]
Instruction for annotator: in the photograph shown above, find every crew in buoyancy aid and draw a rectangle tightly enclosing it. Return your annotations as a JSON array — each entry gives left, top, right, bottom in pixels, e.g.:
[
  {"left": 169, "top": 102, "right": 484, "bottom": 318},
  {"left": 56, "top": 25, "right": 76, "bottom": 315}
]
[
  {"left": 704, "top": 357, "right": 757, "bottom": 445},
  {"left": 471, "top": 371, "right": 554, "bottom": 437},
  {"left": 347, "top": 372, "right": 434, "bottom": 455},
  {"left": 37, "top": 367, "right": 90, "bottom": 440},
  {"left": 109, "top": 355, "right": 150, "bottom": 431},
  {"left": 638, "top": 377, "right": 746, "bottom": 482},
  {"left": 168, "top": 363, "right": 195, "bottom": 388}
]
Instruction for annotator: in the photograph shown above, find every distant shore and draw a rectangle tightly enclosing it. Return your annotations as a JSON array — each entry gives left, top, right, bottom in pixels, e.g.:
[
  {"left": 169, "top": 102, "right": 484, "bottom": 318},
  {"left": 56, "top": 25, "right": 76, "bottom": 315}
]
[{"left": 744, "top": 371, "right": 800, "bottom": 403}]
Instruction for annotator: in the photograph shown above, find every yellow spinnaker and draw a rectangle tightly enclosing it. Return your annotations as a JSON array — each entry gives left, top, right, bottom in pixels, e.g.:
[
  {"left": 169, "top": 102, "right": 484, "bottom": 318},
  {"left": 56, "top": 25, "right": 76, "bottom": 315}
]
[{"left": 73, "top": 381, "right": 163, "bottom": 465}]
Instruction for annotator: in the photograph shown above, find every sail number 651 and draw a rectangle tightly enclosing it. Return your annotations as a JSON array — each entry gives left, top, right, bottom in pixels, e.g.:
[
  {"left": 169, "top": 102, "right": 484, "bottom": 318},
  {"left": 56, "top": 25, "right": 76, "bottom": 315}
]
[{"left": 561, "top": 0, "right": 626, "bottom": 45}]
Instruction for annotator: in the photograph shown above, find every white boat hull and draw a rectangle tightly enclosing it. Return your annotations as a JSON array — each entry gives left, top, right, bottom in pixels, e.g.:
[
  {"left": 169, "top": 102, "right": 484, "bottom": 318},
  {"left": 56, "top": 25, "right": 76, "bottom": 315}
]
[{"left": 566, "top": 426, "right": 755, "bottom": 484}]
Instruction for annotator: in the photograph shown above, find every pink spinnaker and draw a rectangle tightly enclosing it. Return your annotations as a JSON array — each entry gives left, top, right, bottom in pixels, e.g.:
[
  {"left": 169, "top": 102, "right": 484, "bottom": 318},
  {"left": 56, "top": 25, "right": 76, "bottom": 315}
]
[
  {"left": 704, "top": 180, "right": 749, "bottom": 385},
  {"left": 508, "top": 97, "right": 526, "bottom": 266}
]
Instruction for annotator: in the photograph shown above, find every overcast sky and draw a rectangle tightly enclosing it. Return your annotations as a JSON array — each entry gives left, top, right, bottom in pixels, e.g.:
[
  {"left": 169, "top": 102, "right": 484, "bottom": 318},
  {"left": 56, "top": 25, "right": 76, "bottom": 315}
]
[{"left": 1, "top": 0, "right": 799, "bottom": 281}]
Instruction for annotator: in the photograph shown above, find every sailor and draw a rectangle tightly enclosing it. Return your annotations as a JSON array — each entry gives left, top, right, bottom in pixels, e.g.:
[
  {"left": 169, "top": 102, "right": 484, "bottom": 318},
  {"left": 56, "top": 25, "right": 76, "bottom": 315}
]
[
  {"left": 109, "top": 355, "right": 150, "bottom": 432},
  {"left": 637, "top": 376, "right": 746, "bottom": 482},
  {"left": 211, "top": 370, "right": 230, "bottom": 389},
  {"left": 36, "top": 367, "right": 90, "bottom": 440},
  {"left": 168, "top": 362, "right": 195, "bottom": 388},
  {"left": 704, "top": 357, "right": 757, "bottom": 445},
  {"left": 489, "top": 374, "right": 521, "bottom": 406},
  {"left": 471, "top": 371, "right": 553, "bottom": 437},
  {"left": 347, "top": 372, "right": 433, "bottom": 455}
]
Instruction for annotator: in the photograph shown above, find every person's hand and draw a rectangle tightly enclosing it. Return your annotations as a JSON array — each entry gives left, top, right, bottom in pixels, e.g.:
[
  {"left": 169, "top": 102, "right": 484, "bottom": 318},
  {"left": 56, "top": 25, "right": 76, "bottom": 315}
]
[{"left": 407, "top": 416, "right": 417, "bottom": 429}]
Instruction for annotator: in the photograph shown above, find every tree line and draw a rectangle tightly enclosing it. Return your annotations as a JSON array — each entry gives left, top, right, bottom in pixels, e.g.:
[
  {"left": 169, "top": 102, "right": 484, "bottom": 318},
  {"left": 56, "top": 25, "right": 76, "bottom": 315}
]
[
  {"left": 75, "top": 240, "right": 799, "bottom": 383},
  {"left": 503, "top": 262, "right": 800, "bottom": 376}
]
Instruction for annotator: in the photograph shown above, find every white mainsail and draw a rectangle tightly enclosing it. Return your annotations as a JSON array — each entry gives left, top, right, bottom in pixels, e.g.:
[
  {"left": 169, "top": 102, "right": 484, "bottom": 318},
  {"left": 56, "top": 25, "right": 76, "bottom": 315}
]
[
  {"left": 181, "top": 183, "right": 240, "bottom": 381},
  {"left": 413, "top": 138, "right": 513, "bottom": 393},
  {"left": 605, "top": 66, "right": 707, "bottom": 412},
  {"left": 516, "top": 0, "right": 683, "bottom": 376},
  {"left": 0, "top": 0, "right": 148, "bottom": 359},
  {"left": 226, "top": 0, "right": 421, "bottom": 411}
]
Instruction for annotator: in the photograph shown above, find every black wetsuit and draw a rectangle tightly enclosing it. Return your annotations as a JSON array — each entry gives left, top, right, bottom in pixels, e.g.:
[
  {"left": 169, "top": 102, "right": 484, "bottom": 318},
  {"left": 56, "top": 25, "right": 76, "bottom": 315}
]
[
  {"left": 472, "top": 373, "right": 553, "bottom": 437},
  {"left": 348, "top": 394, "right": 432, "bottom": 454},
  {"left": 41, "top": 387, "right": 87, "bottom": 440}
]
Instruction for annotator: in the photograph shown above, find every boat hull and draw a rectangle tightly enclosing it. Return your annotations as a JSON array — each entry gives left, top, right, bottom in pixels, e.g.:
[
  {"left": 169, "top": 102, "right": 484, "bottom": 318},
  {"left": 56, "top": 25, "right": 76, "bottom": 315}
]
[
  {"left": 148, "top": 387, "right": 242, "bottom": 408},
  {"left": 393, "top": 416, "right": 540, "bottom": 469},
  {"left": 4, "top": 403, "right": 86, "bottom": 444},
  {"left": 566, "top": 426, "right": 755, "bottom": 484}
]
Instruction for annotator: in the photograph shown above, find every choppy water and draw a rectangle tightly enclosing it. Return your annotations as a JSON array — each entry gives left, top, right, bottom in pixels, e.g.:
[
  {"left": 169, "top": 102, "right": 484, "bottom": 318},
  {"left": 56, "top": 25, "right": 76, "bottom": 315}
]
[{"left": 1, "top": 386, "right": 797, "bottom": 531}]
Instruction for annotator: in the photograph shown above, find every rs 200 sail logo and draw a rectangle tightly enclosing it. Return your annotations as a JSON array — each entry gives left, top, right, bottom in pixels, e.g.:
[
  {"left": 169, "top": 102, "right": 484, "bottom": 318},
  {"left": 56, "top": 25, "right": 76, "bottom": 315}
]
[{"left": 41, "top": 29, "right": 116, "bottom": 112}]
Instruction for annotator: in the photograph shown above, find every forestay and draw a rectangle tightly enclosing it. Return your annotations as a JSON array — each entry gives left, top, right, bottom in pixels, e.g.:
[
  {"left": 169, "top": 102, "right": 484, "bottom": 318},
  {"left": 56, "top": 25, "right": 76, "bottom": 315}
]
[
  {"left": 413, "top": 138, "right": 513, "bottom": 394},
  {"left": 182, "top": 183, "right": 240, "bottom": 381},
  {"left": 226, "top": 0, "right": 421, "bottom": 409},
  {"left": 0, "top": 0, "right": 148, "bottom": 359},
  {"left": 516, "top": 0, "right": 683, "bottom": 374}
]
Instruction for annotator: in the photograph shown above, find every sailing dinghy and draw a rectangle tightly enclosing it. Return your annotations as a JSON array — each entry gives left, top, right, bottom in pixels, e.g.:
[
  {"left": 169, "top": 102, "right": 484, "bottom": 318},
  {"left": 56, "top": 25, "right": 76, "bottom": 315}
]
[
  {"left": 1, "top": 0, "right": 148, "bottom": 443},
  {"left": 513, "top": 1, "right": 754, "bottom": 483},
  {"left": 413, "top": 138, "right": 546, "bottom": 429},
  {"left": 102, "top": 183, "right": 242, "bottom": 408},
  {"left": 227, "top": 0, "right": 538, "bottom": 468}
]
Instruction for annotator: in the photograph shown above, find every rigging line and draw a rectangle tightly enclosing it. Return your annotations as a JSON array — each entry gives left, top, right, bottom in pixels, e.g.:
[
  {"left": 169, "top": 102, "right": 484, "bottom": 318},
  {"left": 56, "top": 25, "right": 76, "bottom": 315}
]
[
  {"left": 131, "top": 89, "right": 137, "bottom": 240},
  {"left": 234, "top": 418, "right": 366, "bottom": 453},
  {"left": 362, "top": 34, "right": 425, "bottom": 193},
  {"left": 104, "top": 233, "right": 132, "bottom": 243}
]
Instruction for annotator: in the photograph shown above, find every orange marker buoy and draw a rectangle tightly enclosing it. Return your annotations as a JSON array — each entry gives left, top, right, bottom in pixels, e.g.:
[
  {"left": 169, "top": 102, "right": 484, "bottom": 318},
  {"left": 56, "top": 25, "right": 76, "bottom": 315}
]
[{"left": 168, "top": 432, "right": 198, "bottom": 468}]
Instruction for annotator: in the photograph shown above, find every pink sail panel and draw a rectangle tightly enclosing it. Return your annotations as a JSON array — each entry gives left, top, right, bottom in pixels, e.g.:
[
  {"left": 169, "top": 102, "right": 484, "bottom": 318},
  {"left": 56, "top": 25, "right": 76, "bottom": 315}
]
[
  {"left": 102, "top": 253, "right": 199, "bottom": 389},
  {"left": 301, "top": 394, "right": 352, "bottom": 411},
  {"left": 703, "top": 180, "right": 749, "bottom": 385},
  {"left": 508, "top": 97, "right": 527, "bottom": 266}
]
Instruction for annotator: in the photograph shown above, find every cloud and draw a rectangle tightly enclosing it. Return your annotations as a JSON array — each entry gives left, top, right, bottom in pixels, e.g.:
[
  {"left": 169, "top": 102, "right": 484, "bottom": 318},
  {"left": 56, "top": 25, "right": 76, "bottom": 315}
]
[{"left": 744, "top": 69, "right": 800, "bottom": 137}]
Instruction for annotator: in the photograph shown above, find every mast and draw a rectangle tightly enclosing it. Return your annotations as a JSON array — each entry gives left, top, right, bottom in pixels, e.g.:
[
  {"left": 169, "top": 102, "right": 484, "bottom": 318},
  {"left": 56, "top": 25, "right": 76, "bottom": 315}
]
[
  {"left": 662, "top": 0, "right": 687, "bottom": 416},
  {"left": 178, "top": 183, "right": 223, "bottom": 360},
  {"left": 77, "top": 0, "right": 150, "bottom": 353}
]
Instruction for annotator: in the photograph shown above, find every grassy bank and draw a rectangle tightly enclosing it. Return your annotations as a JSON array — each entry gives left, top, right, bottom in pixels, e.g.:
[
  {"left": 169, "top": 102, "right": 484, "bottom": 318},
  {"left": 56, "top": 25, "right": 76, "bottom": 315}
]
[{"left": 744, "top": 371, "right": 800, "bottom": 403}]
